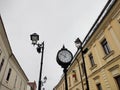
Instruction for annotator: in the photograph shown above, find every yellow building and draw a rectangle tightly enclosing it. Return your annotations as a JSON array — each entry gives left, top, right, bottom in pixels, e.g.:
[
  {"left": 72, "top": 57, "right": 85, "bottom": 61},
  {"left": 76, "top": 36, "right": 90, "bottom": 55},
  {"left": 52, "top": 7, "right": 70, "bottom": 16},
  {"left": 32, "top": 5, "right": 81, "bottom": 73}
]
[
  {"left": 0, "top": 16, "right": 29, "bottom": 90},
  {"left": 54, "top": 0, "right": 120, "bottom": 90}
]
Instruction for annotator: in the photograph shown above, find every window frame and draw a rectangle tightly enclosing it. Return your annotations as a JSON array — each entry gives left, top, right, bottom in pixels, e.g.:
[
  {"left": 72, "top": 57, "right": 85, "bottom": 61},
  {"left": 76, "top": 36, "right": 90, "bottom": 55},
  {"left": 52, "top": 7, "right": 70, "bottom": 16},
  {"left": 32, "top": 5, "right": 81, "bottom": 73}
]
[
  {"left": 81, "top": 63, "right": 85, "bottom": 76},
  {"left": 115, "top": 75, "right": 120, "bottom": 89},
  {"left": 72, "top": 70, "right": 78, "bottom": 82},
  {"left": 101, "top": 39, "right": 111, "bottom": 55},
  {"left": 96, "top": 83, "right": 102, "bottom": 90},
  {"left": 0, "top": 49, "right": 2, "bottom": 55},
  {"left": 68, "top": 76, "right": 71, "bottom": 87},
  {"left": 6, "top": 68, "right": 12, "bottom": 81},
  {"left": 0, "top": 59, "right": 4, "bottom": 72},
  {"left": 89, "top": 53, "right": 95, "bottom": 67}
]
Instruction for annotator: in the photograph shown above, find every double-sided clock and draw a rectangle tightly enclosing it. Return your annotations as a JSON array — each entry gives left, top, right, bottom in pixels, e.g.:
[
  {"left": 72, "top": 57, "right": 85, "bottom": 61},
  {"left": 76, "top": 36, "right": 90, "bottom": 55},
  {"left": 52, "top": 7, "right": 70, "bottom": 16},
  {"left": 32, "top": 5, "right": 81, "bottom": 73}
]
[{"left": 56, "top": 46, "right": 73, "bottom": 68}]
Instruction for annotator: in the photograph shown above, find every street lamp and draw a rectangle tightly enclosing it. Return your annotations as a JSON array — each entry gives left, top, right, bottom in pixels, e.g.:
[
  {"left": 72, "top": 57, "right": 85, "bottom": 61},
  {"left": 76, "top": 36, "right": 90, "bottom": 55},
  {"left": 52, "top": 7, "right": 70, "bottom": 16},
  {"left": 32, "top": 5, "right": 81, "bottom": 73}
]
[
  {"left": 56, "top": 46, "right": 73, "bottom": 90},
  {"left": 41, "top": 76, "right": 47, "bottom": 90},
  {"left": 74, "top": 38, "right": 89, "bottom": 90},
  {"left": 30, "top": 33, "right": 44, "bottom": 90}
]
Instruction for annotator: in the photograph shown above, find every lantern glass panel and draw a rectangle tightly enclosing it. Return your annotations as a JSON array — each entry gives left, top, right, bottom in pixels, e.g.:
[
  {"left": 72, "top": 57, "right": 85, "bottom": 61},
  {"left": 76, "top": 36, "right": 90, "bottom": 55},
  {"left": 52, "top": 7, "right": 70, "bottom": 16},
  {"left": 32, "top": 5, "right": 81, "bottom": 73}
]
[{"left": 75, "top": 38, "right": 82, "bottom": 48}]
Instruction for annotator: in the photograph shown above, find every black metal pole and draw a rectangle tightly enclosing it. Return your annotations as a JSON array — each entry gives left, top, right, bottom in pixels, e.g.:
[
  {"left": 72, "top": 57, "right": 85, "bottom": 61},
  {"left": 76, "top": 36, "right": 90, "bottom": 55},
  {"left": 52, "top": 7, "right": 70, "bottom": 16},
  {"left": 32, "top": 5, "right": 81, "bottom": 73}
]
[
  {"left": 81, "top": 46, "right": 89, "bottom": 90},
  {"left": 63, "top": 68, "right": 68, "bottom": 90},
  {"left": 38, "top": 42, "right": 44, "bottom": 90}
]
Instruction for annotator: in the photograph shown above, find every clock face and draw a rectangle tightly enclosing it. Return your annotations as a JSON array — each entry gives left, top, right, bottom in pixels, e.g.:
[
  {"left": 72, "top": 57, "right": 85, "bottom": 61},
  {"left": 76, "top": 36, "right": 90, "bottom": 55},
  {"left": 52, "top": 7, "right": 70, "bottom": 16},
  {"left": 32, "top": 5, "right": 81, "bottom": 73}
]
[{"left": 58, "top": 49, "right": 73, "bottom": 63}]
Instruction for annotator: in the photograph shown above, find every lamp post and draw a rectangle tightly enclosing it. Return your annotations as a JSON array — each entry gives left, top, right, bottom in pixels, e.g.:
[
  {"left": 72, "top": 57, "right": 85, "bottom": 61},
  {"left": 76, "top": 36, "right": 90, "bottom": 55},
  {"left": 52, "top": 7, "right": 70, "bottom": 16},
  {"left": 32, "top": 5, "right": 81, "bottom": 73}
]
[
  {"left": 75, "top": 38, "right": 89, "bottom": 90},
  {"left": 56, "top": 46, "right": 73, "bottom": 90},
  {"left": 41, "top": 76, "right": 47, "bottom": 90},
  {"left": 30, "top": 33, "right": 44, "bottom": 90}
]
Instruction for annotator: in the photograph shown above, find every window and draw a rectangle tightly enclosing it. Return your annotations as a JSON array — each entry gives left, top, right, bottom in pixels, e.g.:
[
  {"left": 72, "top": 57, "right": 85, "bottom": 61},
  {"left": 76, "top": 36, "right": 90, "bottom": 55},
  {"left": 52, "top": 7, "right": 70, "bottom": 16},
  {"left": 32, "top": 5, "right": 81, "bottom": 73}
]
[
  {"left": 6, "top": 68, "right": 12, "bottom": 81},
  {"left": 96, "top": 83, "right": 102, "bottom": 90},
  {"left": 81, "top": 63, "right": 85, "bottom": 75},
  {"left": 24, "top": 85, "right": 26, "bottom": 90},
  {"left": 0, "top": 59, "right": 4, "bottom": 72},
  {"left": 89, "top": 53, "right": 95, "bottom": 67},
  {"left": 68, "top": 76, "right": 71, "bottom": 87},
  {"left": 72, "top": 70, "right": 77, "bottom": 82},
  {"left": 63, "top": 83, "right": 64, "bottom": 90},
  {"left": 14, "top": 75, "right": 17, "bottom": 88},
  {"left": 20, "top": 80, "right": 22, "bottom": 90},
  {"left": 0, "top": 49, "right": 2, "bottom": 55},
  {"left": 115, "top": 76, "right": 120, "bottom": 89},
  {"left": 101, "top": 39, "right": 111, "bottom": 55}
]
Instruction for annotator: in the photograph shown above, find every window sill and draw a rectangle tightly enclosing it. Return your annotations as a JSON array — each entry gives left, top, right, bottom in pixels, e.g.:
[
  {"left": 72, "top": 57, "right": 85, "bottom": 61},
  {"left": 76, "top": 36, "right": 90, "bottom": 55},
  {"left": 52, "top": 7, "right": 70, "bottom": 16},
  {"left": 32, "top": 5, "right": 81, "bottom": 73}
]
[
  {"left": 103, "top": 50, "right": 114, "bottom": 60},
  {"left": 90, "top": 64, "right": 97, "bottom": 70}
]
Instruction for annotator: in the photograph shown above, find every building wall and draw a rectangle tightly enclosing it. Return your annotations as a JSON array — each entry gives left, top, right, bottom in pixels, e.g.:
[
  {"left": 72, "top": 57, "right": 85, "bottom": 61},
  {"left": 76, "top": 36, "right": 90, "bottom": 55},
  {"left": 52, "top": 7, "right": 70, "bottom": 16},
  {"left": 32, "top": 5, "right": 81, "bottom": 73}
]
[
  {"left": 27, "top": 81, "right": 37, "bottom": 90},
  {"left": 0, "top": 16, "right": 29, "bottom": 90},
  {"left": 54, "top": 0, "right": 120, "bottom": 90}
]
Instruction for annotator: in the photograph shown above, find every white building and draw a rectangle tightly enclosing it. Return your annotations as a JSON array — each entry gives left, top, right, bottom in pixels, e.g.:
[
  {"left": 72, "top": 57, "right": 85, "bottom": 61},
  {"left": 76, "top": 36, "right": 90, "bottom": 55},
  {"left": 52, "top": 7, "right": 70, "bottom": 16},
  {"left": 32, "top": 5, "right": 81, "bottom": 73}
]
[{"left": 0, "top": 16, "right": 29, "bottom": 90}]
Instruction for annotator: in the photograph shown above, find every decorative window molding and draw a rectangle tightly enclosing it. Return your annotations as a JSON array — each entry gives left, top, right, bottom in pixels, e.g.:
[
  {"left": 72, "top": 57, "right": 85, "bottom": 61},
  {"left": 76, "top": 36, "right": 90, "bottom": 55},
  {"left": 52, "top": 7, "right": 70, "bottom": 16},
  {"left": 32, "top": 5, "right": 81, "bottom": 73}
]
[
  {"left": 103, "top": 50, "right": 114, "bottom": 60},
  {"left": 98, "top": 32, "right": 105, "bottom": 42},
  {"left": 108, "top": 65, "right": 120, "bottom": 77},
  {"left": 93, "top": 76, "right": 100, "bottom": 84},
  {"left": 109, "top": 27, "right": 120, "bottom": 50},
  {"left": 90, "top": 64, "right": 97, "bottom": 71}
]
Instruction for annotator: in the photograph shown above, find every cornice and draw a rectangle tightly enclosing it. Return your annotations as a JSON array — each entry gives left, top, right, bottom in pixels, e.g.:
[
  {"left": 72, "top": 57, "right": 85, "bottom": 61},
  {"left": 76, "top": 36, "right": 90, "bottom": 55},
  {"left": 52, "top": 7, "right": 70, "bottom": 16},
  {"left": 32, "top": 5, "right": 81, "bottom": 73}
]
[
  {"left": 0, "top": 15, "right": 12, "bottom": 56},
  {"left": 84, "top": 0, "right": 120, "bottom": 49}
]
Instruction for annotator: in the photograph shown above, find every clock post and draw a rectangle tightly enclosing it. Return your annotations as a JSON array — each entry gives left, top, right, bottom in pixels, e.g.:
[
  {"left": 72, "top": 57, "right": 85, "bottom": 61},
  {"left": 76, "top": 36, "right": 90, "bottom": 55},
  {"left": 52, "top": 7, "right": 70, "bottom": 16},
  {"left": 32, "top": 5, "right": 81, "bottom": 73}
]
[
  {"left": 56, "top": 45, "right": 73, "bottom": 90},
  {"left": 63, "top": 68, "right": 68, "bottom": 90}
]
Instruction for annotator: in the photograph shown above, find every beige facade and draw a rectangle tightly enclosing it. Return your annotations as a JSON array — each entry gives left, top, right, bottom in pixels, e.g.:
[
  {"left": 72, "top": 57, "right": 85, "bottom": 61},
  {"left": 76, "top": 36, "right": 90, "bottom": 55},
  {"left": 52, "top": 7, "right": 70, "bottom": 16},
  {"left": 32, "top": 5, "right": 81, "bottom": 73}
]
[
  {"left": 54, "top": 0, "right": 120, "bottom": 90},
  {"left": 0, "top": 16, "right": 29, "bottom": 90}
]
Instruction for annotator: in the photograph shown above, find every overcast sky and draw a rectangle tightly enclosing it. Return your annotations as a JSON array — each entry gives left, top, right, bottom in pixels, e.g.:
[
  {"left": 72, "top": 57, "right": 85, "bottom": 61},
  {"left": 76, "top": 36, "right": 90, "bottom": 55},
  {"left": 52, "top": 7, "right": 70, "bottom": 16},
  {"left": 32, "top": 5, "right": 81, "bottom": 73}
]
[{"left": 0, "top": 0, "right": 107, "bottom": 89}]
